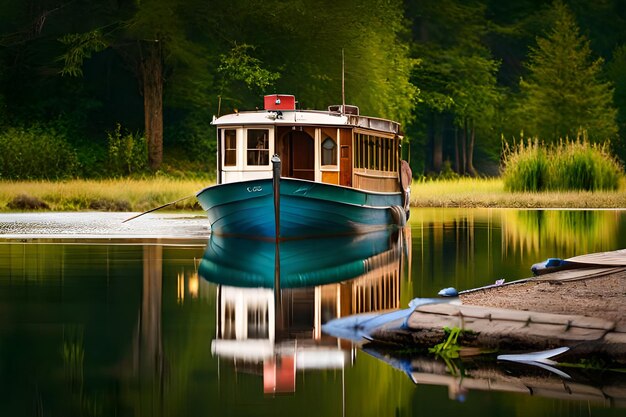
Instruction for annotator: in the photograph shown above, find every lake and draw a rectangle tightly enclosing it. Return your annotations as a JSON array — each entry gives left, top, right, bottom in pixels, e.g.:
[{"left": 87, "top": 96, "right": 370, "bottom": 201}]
[{"left": 0, "top": 209, "right": 624, "bottom": 416}]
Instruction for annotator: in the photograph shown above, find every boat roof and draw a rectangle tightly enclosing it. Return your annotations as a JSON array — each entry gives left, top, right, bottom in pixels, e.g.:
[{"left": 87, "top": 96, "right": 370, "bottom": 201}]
[{"left": 212, "top": 109, "right": 402, "bottom": 136}]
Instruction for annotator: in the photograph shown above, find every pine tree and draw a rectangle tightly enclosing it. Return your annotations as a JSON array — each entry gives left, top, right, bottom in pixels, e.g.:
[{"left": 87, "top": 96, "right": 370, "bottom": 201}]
[{"left": 517, "top": 1, "right": 618, "bottom": 142}]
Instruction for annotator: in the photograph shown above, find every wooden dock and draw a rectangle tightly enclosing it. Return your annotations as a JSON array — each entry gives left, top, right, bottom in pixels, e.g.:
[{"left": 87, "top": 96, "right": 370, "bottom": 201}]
[{"left": 368, "top": 248, "right": 626, "bottom": 363}]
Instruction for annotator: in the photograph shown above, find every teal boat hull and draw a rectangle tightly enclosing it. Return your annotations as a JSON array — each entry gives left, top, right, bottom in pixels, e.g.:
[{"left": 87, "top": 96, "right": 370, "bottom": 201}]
[{"left": 196, "top": 178, "right": 406, "bottom": 239}]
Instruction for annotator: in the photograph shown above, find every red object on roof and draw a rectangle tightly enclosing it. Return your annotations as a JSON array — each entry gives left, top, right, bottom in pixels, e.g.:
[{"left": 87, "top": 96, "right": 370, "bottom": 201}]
[{"left": 264, "top": 94, "right": 296, "bottom": 111}]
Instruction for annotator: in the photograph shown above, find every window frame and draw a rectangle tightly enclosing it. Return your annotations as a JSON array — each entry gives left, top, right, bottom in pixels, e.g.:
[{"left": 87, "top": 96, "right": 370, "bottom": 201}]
[
  {"left": 244, "top": 126, "right": 274, "bottom": 170},
  {"left": 223, "top": 128, "right": 238, "bottom": 167},
  {"left": 321, "top": 136, "right": 338, "bottom": 167}
]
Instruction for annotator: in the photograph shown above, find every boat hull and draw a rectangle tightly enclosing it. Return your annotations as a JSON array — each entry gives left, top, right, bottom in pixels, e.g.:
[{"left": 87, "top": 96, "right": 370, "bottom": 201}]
[{"left": 196, "top": 178, "right": 406, "bottom": 239}]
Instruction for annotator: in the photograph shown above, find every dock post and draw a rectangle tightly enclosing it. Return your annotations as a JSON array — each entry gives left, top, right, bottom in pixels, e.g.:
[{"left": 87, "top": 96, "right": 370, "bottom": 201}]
[
  {"left": 271, "top": 155, "right": 281, "bottom": 240},
  {"left": 271, "top": 155, "right": 283, "bottom": 332}
]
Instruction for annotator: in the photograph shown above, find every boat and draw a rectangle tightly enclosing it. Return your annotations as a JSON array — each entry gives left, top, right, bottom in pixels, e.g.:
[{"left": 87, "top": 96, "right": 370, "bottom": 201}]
[{"left": 196, "top": 94, "right": 412, "bottom": 239}]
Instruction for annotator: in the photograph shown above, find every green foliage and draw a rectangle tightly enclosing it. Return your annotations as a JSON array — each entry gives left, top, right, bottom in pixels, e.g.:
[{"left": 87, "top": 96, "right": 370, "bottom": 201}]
[
  {"left": 606, "top": 44, "right": 626, "bottom": 162},
  {"left": 58, "top": 30, "right": 108, "bottom": 77},
  {"left": 515, "top": 1, "right": 618, "bottom": 143},
  {"left": 502, "top": 136, "right": 623, "bottom": 192},
  {"left": 429, "top": 326, "right": 463, "bottom": 359},
  {"left": 551, "top": 138, "right": 622, "bottom": 191},
  {"left": 501, "top": 138, "right": 549, "bottom": 192},
  {"left": 3, "top": 0, "right": 626, "bottom": 179},
  {"left": 0, "top": 126, "right": 78, "bottom": 179},
  {"left": 218, "top": 44, "right": 280, "bottom": 92},
  {"left": 408, "top": 0, "right": 502, "bottom": 175},
  {"left": 436, "top": 161, "right": 461, "bottom": 180},
  {"left": 107, "top": 123, "right": 148, "bottom": 176},
  {"left": 217, "top": 0, "right": 418, "bottom": 124}
]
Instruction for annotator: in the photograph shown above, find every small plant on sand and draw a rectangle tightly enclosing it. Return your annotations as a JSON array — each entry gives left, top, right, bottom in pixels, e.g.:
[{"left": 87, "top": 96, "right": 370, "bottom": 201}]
[{"left": 429, "top": 326, "right": 464, "bottom": 360}]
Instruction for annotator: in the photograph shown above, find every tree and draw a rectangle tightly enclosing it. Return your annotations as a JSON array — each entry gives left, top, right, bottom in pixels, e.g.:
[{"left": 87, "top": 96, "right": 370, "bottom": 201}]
[
  {"left": 606, "top": 44, "right": 626, "bottom": 162},
  {"left": 214, "top": 0, "right": 418, "bottom": 125},
  {"left": 57, "top": 0, "right": 220, "bottom": 170},
  {"left": 515, "top": 1, "right": 618, "bottom": 143},
  {"left": 448, "top": 52, "right": 501, "bottom": 176},
  {"left": 57, "top": 0, "right": 416, "bottom": 169},
  {"left": 408, "top": 0, "right": 501, "bottom": 175}
]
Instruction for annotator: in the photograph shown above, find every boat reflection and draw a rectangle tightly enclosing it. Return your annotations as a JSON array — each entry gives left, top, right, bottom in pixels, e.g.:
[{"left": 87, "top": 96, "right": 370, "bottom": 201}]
[{"left": 198, "top": 228, "right": 411, "bottom": 394}]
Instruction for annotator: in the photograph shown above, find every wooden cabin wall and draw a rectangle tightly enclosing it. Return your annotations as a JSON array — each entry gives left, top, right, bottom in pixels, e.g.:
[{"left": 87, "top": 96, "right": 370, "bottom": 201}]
[
  {"left": 340, "top": 129, "right": 352, "bottom": 187},
  {"left": 353, "top": 171, "right": 400, "bottom": 192},
  {"left": 322, "top": 171, "right": 339, "bottom": 184},
  {"left": 277, "top": 127, "right": 291, "bottom": 176}
]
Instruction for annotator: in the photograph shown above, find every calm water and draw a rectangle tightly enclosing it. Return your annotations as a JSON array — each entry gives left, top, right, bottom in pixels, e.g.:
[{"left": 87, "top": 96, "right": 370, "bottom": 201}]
[{"left": 0, "top": 209, "right": 625, "bottom": 416}]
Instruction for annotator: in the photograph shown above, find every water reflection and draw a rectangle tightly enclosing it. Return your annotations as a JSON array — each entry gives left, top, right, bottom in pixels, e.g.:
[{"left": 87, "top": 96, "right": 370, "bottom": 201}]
[
  {"left": 408, "top": 208, "right": 626, "bottom": 298},
  {"left": 501, "top": 209, "right": 620, "bottom": 257},
  {"left": 199, "top": 228, "right": 410, "bottom": 394},
  {"left": 1, "top": 209, "right": 625, "bottom": 415},
  {"left": 362, "top": 347, "right": 626, "bottom": 408}
]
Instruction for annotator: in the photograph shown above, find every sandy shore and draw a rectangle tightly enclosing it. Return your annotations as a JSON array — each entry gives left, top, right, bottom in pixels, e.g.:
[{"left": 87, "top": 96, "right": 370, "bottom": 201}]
[{"left": 460, "top": 270, "right": 626, "bottom": 330}]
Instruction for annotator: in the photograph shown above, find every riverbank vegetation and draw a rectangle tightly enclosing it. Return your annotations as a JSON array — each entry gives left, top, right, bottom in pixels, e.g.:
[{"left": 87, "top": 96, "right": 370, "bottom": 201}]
[
  {"left": 0, "top": 179, "right": 206, "bottom": 212},
  {"left": 1, "top": 1, "right": 626, "bottom": 182},
  {"left": 409, "top": 177, "right": 626, "bottom": 208},
  {"left": 501, "top": 137, "right": 623, "bottom": 192},
  {"left": 2, "top": 176, "right": 625, "bottom": 212}
]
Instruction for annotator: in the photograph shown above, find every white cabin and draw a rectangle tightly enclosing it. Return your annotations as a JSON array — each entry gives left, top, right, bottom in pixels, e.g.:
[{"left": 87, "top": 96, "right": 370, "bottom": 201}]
[{"left": 212, "top": 95, "right": 404, "bottom": 193}]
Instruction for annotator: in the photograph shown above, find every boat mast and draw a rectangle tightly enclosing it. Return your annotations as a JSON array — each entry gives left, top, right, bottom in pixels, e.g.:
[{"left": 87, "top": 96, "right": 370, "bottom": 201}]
[{"left": 341, "top": 49, "right": 345, "bottom": 115}]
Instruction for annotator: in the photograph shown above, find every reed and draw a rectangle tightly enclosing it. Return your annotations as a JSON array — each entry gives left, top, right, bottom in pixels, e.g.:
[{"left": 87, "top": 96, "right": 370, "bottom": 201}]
[
  {"left": 501, "top": 138, "right": 549, "bottom": 192},
  {"left": 0, "top": 178, "right": 211, "bottom": 212},
  {"left": 502, "top": 137, "right": 623, "bottom": 192},
  {"left": 409, "top": 177, "right": 626, "bottom": 208},
  {"left": 2, "top": 175, "right": 626, "bottom": 212}
]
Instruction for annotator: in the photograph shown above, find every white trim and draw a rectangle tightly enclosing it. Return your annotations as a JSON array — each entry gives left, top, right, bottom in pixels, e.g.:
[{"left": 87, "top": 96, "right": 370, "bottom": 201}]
[
  {"left": 243, "top": 126, "right": 274, "bottom": 171},
  {"left": 220, "top": 126, "right": 275, "bottom": 173},
  {"left": 220, "top": 127, "right": 240, "bottom": 172},
  {"left": 314, "top": 128, "right": 321, "bottom": 182}
]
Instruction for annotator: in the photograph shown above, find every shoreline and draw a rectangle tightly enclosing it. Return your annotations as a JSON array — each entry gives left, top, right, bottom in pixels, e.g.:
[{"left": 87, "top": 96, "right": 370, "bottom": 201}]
[
  {"left": 2, "top": 177, "right": 626, "bottom": 211},
  {"left": 367, "top": 262, "right": 626, "bottom": 364}
]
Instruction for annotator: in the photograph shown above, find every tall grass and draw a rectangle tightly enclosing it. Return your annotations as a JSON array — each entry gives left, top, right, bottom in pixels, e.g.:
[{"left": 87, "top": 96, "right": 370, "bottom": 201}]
[
  {"left": 0, "top": 178, "right": 212, "bottom": 212},
  {"left": 408, "top": 176, "right": 626, "bottom": 208},
  {"left": 502, "top": 137, "right": 623, "bottom": 192}
]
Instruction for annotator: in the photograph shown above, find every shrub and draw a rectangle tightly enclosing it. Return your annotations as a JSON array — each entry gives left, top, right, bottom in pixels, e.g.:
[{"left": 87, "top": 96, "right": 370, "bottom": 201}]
[
  {"left": 502, "top": 138, "right": 549, "bottom": 192},
  {"left": 502, "top": 136, "right": 623, "bottom": 192},
  {"left": 107, "top": 123, "right": 147, "bottom": 176},
  {"left": 0, "top": 126, "right": 78, "bottom": 179},
  {"left": 7, "top": 194, "right": 49, "bottom": 210}
]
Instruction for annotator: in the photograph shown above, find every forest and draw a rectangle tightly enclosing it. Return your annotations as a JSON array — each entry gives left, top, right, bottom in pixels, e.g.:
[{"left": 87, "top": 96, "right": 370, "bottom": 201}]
[{"left": 0, "top": 0, "right": 625, "bottom": 179}]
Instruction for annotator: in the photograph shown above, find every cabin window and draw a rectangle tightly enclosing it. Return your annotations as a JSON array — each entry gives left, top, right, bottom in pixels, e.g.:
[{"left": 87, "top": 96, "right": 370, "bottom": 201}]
[
  {"left": 321, "top": 137, "right": 337, "bottom": 166},
  {"left": 354, "top": 133, "right": 398, "bottom": 172},
  {"left": 224, "top": 129, "right": 237, "bottom": 166},
  {"left": 247, "top": 129, "right": 269, "bottom": 165}
]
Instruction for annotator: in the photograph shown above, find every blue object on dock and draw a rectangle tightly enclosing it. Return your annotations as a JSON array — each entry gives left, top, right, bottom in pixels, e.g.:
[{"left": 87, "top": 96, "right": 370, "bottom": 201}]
[
  {"left": 531, "top": 258, "right": 573, "bottom": 276},
  {"left": 438, "top": 287, "right": 459, "bottom": 297}
]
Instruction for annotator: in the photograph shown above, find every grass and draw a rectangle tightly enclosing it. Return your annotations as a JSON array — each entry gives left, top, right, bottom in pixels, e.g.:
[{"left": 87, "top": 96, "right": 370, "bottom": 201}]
[
  {"left": 0, "top": 178, "right": 212, "bottom": 212},
  {"left": 409, "top": 176, "right": 626, "bottom": 208},
  {"left": 501, "top": 138, "right": 623, "bottom": 192},
  {"left": 1, "top": 175, "right": 626, "bottom": 212}
]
